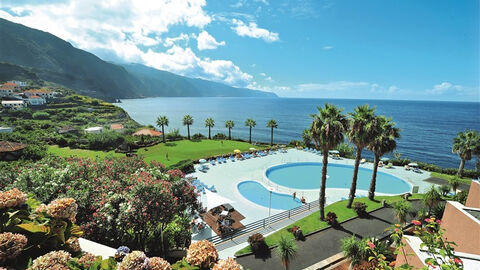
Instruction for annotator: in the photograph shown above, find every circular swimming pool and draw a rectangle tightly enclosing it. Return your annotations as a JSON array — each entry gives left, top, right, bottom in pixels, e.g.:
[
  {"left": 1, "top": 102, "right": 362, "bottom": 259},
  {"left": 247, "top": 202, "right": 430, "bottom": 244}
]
[{"left": 265, "top": 162, "right": 411, "bottom": 194}]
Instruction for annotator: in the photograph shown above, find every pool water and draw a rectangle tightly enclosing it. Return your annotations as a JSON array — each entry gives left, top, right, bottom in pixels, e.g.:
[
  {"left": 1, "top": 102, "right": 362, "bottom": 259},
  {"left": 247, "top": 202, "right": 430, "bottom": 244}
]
[
  {"left": 266, "top": 162, "right": 411, "bottom": 194},
  {"left": 237, "top": 181, "right": 302, "bottom": 210}
]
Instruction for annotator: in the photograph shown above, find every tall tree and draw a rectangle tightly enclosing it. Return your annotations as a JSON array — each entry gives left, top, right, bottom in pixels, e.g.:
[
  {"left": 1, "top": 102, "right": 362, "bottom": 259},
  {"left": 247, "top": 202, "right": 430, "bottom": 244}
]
[
  {"left": 156, "top": 115, "right": 169, "bottom": 143},
  {"left": 204, "top": 118, "right": 215, "bottom": 139},
  {"left": 346, "top": 104, "right": 377, "bottom": 208},
  {"left": 366, "top": 116, "right": 400, "bottom": 200},
  {"left": 182, "top": 114, "right": 194, "bottom": 140},
  {"left": 302, "top": 129, "right": 312, "bottom": 148},
  {"left": 266, "top": 119, "right": 278, "bottom": 146},
  {"left": 245, "top": 118, "right": 256, "bottom": 143},
  {"left": 225, "top": 120, "right": 235, "bottom": 140},
  {"left": 310, "top": 104, "right": 348, "bottom": 220},
  {"left": 452, "top": 130, "right": 480, "bottom": 177},
  {"left": 277, "top": 236, "right": 297, "bottom": 270}
]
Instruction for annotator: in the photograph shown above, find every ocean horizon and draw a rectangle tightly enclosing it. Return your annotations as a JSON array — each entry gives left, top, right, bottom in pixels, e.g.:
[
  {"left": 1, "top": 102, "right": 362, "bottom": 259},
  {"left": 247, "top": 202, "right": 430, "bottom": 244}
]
[{"left": 117, "top": 97, "right": 480, "bottom": 169}]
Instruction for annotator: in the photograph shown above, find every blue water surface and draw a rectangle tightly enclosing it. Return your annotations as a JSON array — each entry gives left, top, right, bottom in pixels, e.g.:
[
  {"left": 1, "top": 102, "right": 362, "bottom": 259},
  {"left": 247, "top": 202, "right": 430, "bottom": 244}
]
[
  {"left": 117, "top": 97, "right": 480, "bottom": 169},
  {"left": 266, "top": 162, "right": 411, "bottom": 194},
  {"left": 237, "top": 181, "right": 302, "bottom": 210}
]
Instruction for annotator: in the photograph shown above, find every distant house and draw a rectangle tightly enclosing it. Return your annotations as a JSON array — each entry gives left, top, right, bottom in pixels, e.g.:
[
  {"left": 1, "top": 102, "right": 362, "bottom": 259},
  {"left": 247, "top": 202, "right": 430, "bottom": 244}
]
[
  {"left": 133, "top": 129, "right": 163, "bottom": 137},
  {"left": 0, "top": 127, "right": 13, "bottom": 133},
  {"left": 0, "top": 82, "right": 20, "bottom": 91},
  {"left": 57, "top": 126, "right": 78, "bottom": 134},
  {"left": 1, "top": 100, "right": 26, "bottom": 110},
  {"left": 0, "top": 141, "right": 27, "bottom": 161},
  {"left": 85, "top": 127, "right": 103, "bottom": 134},
  {"left": 0, "top": 88, "right": 14, "bottom": 97},
  {"left": 27, "top": 95, "right": 46, "bottom": 106},
  {"left": 7, "top": 80, "right": 27, "bottom": 87},
  {"left": 110, "top": 123, "right": 124, "bottom": 133},
  {"left": 24, "top": 89, "right": 54, "bottom": 99}
]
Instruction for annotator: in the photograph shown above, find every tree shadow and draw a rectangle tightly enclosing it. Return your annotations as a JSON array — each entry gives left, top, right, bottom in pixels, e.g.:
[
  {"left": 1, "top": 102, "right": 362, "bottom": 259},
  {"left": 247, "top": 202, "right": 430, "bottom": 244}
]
[
  {"left": 334, "top": 224, "right": 361, "bottom": 238},
  {"left": 252, "top": 243, "right": 272, "bottom": 260},
  {"left": 165, "top": 142, "right": 177, "bottom": 147}
]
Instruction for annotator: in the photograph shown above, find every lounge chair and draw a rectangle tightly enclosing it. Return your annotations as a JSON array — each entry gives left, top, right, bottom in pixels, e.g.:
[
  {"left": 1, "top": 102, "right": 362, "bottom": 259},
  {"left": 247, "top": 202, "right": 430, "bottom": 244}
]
[
  {"left": 385, "top": 163, "right": 393, "bottom": 169},
  {"left": 404, "top": 165, "right": 410, "bottom": 171},
  {"left": 360, "top": 158, "right": 366, "bottom": 164},
  {"left": 412, "top": 186, "right": 419, "bottom": 194}
]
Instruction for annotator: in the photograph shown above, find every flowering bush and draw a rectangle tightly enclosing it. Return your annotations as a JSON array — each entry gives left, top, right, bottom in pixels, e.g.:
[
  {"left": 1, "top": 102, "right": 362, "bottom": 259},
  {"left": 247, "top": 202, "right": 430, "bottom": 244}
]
[
  {"left": 46, "top": 198, "right": 78, "bottom": 222},
  {"left": 212, "top": 257, "right": 244, "bottom": 270},
  {"left": 0, "top": 188, "right": 27, "bottom": 209},
  {"left": 149, "top": 257, "right": 171, "bottom": 270},
  {"left": 0, "top": 233, "right": 28, "bottom": 263},
  {"left": 28, "top": 250, "right": 71, "bottom": 270},
  {"left": 118, "top": 250, "right": 149, "bottom": 270},
  {"left": 353, "top": 202, "right": 367, "bottom": 216},
  {"left": 76, "top": 252, "right": 98, "bottom": 268},
  {"left": 186, "top": 240, "right": 218, "bottom": 268},
  {"left": 326, "top": 212, "right": 338, "bottom": 226}
]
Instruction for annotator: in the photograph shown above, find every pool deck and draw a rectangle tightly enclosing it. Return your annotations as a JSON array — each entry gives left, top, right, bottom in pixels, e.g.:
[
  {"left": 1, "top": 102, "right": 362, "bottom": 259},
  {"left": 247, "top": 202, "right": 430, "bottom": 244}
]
[{"left": 188, "top": 149, "right": 432, "bottom": 257}]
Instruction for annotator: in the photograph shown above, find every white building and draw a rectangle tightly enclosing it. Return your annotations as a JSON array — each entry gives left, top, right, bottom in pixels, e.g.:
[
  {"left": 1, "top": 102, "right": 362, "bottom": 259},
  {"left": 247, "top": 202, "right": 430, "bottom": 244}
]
[
  {"left": 1, "top": 100, "right": 26, "bottom": 110},
  {"left": 24, "top": 89, "right": 54, "bottom": 99},
  {"left": 7, "top": 81, "right": 27, "bottom": 87},
  {"left": 0, "top": 127, "right": 13, "bottom": 133},
  {"left": 85, "top": 127, "right": 103, "bottom": 134},
  {"left": 27, "top": 96, "right": 46, "bottom": 106},
  {"left": 0, "top": 89, "right": 13, "bottom": 97}
]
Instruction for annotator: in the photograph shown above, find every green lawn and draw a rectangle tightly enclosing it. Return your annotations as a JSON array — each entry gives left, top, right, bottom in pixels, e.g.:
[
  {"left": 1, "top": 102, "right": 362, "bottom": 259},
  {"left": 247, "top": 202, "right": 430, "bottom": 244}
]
[
  {"left": 137, "top": 139, "right": 267, "bottom": 167},
  {"left": 49, "top": 140, "right": 265, "bottom": 167},
  {"left": 235, "top": 194, "right": 424, "bottom": 256},
  {"left": 430, "top": 172, "right": 472, "bottom": 184},
  {"left": 48, "top": 145, "right": 123, "bottom": 159}
]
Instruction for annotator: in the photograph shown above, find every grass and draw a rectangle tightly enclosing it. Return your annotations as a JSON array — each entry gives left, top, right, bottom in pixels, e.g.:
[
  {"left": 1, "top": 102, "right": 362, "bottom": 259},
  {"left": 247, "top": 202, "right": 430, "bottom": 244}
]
[
  {"left": 235, "top": 194, "right": 424, "bottom": 256},
  {"left": 48, "top": 145, "right": 123, "bottom": 159},
  {"left": 49, "top": 139, "right": 266, "bottom": 167},
  {"left": 430, "top": 172, "right": 472, "bottom": 184},
  {"left": 137, "top": 139, "right": 267, "bottom": 167}
]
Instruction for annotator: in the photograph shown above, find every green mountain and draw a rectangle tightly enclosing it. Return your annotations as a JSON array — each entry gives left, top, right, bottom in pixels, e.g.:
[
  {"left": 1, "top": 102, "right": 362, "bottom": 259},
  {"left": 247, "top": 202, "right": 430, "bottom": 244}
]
[
  {"left": 123, "top": 63, "right": 277, "bottom": 97},
  {"left": 0, "top": 18, "right": 276, "bottom": 99}
]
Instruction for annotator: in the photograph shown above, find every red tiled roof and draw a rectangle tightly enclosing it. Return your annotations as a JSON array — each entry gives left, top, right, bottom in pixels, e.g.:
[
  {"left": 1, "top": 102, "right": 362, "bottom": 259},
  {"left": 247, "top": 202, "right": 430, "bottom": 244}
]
[
  {"left": 0, "top": 141, "right": 27, "bottom": 153},
  {"left": 25, "top": 89, "right": 52, "bottom": 94},
  {"left": 133, "top": 129, "right": 163, "bottom": 137},
  {"left": 29, "top": 95, "right": 43, "bottom": 99},
  {"left": 0, "top": 85, "right": 15, "bottom": 90},
  {"left": 2, "top": 82, "right": 17, "bottom": 87},
  {"left": 110, "top": 124, "right": 124, "bottom": 130}
]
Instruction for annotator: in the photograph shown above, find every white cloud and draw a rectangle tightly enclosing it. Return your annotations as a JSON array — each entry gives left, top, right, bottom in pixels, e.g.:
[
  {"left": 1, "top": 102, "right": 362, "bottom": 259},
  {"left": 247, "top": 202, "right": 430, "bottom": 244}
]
[
  {"left": 427, "top": 82, "right": 463, "bottom": 94},
  {"left": 231, "top": 19, "right": 279, "bottom": 42},
  {"left": 163, "top": 33, "right": 190, "bottom": 48},
  {"left": 296, "top": 81, "right": 370, "bottom": 92},
  {"left": 323, "top": 45, "right": 333, "bottom": 50},
  {"left": 196, "top": 31, "right": 225, "bottom": 50},
  {"left": 265, "top": 76, "right": 274, "bottom": 82},
  {"left": 255, "top": 0, "right": 269, "bottom": 5},
  {"left": 259, "top": 72, "right": 266, "bottom": 76}
]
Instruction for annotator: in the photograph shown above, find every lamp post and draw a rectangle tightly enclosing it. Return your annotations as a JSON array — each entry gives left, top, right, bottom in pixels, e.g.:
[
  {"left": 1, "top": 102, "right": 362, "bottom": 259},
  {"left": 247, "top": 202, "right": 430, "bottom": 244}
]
[{"left": 268, "top": 187, "right": 274, "bottom": 227}]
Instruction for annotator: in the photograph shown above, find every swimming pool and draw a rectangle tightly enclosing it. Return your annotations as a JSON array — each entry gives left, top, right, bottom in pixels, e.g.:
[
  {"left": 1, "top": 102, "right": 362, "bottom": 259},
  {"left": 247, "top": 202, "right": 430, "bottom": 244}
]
[
  {"left": 237, "top": 181, "right": 302, "bottom": 210},
  {"left": 265, "top": 162, "right": 411, "bottom": 194}
]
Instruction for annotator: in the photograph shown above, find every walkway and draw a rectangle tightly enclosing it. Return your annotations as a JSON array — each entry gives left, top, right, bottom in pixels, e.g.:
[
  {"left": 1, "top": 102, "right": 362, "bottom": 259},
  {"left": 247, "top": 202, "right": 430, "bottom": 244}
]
[{"left": 236, "top": 201, "right": 421, "bottom": 270}]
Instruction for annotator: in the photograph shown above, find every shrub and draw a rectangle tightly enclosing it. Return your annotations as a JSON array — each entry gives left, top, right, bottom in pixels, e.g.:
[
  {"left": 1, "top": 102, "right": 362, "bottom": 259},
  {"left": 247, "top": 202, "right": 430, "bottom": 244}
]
[
  {"left": 168, "top": 159, "right": 194, "bottom": 174},
  {"left": 336, "top": 143, "right": 354, "bottom": 158},
  {"left": 439, "top": 185, "right": 450, "bottom": 196},
  {"left": 166, "top": 129, "right": 182, "bottom": 141},
  {"left": 341, "top": 236, "right": 367, "bottom": 267},
  {"left": 192, "top": 133, "right": 206, "bottom": 140},
  {"left": 32, "top": 112, "right": 50, "bottom": 120},
  {"left": 86, "top": 131, "right": 125, "bottom": 150},
  {"left": 452, "top": 190, "right": 468, "bottom": 204},
  {"left": 431, "top": 202, "right": 446, "bottom": 220},
  {"left": 353, "top": 202, "right": 367, "bottom": 216},
  {"left": 248, "top": 233, "right": 265, "bottom": 253},
  {"left": 212, "top": 133, "right": 227, "bottom": 140},
  {"left": 185, "top": 240, "right": 218, "bottom": 268},
  {"left": 326, "top": 212, "right": 338, "bottom": 226},
  {"left": 21, "top": 144, "right": 47, "bottom": 161}
]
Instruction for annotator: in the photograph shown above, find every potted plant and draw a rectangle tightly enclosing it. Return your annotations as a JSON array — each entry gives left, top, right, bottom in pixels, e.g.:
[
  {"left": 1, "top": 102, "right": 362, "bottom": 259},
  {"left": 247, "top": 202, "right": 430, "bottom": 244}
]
[
  {"left": 353, "top": 202, "right": 367, "bottom": 217},
  {"left": 248, "top": 233, "right": 266, "bottom": 254},
  {"left": 326, "top": 212, "right": 338, "bottom": 227},
  {"left": 289, "top": 226, "right": 304, "bottom": 240}
]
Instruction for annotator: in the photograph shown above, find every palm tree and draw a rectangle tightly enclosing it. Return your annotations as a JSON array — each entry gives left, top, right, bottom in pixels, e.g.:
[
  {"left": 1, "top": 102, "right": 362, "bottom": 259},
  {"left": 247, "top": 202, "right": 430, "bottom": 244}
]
[
  {"left": 448, "top": 176, "right": 461, "bottom": 195},
  {"left": 204, "top": 118, "right": 215, "bottom": 139},
  {"left": 366, "top": 116, "right": 400, "bottom": 200},
  {"left": 310, "top": 104, "right": 348, "bottom": 220},
  {"left": 266, "top": 119, "right": 278, "bottom": 146},
  {"left": 452, "top": 130, "right": 480, "bottom": 177},
  {"left": 423, "top": 186, "right": 441, "bottom": 215},
  {"left": 182, "top": 115, "right": 194, "bottom": 140},
  {"left": 346, "top": 104, "right": 377, "bottom": 208},
  {"left": 156, "top": 115, "right": 169, "bottom": 143},
  {"left": 245, "top": 118, "right": 256, "bottom": 143},
  {"left": 225, "top": 120, "right": 235, "bottom": 140},
  {"left": 276, "top": 236, "right": 297, "bottom": 270},
  {"left": 302, "top": 129, "right": 312, "bottom": 147},
  {"left": 393, "top": 200, "right": 412, "bottom": 224}
]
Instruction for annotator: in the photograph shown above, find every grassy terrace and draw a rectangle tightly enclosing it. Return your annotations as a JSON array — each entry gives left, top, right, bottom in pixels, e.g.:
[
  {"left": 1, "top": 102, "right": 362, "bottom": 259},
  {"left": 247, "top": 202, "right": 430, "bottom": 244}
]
[
  {"left": 235, "top": 194, "right": 424, "bottom": 256},
  {"left": 430, "top": 172, "right": 472, "bottom": 184},
  {"left": 49, "top": 139, "right": 266, "bottom": 167}
]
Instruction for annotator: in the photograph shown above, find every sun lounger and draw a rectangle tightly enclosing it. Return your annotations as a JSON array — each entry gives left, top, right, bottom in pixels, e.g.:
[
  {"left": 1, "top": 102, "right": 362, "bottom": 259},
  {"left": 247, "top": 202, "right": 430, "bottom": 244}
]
[
  {"left": 385, "top": 163, "right": 392, "bottom": 168},
  {"left": 360, "top": 158, "right": 366, "bottom": 164}
]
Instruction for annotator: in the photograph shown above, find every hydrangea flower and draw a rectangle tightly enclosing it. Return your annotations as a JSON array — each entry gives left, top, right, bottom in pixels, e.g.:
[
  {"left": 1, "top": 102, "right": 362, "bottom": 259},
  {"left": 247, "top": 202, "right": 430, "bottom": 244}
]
[
  {"left": 115, "top": 246, "right": 131, "bottom": 261},
  {"left": 118, "top": 250, "right": 149, "bottom": 270},
  {"left": 65, "top": 237, "right": 81, "bottom": 254},
  {"left": 149, "top": 257, "right": 171, "bottom": 270},
  {"left": 212, "top": 257, "right": 244, "bottom": 270},
  {"left": 0, "top": 188, "right": 27, "bottom": 209},
  {"left": 47, "top": 198, "right": 78, "bottom": 222},
  {"left": 77, "top": 252, "right": 98, "bottom": 268},
  {"left": 28, "top": 250, "right": 71, "bottom": 270},
  {"left": 186, "top": 240, "right": 218, "bottom": 268},
  {"left": 0, "top": 232, "right": 28, "bottom": 262}
]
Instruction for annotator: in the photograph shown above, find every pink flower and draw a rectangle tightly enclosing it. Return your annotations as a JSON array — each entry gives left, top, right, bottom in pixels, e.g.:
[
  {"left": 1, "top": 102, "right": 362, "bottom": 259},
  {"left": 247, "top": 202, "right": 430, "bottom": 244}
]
[
  {"left": 454, "top": 258, "right": 462, "bottom": 265},
  {"left": 411, "top": 220, "right": 421, "bottom": 226},
  {"left": 436, "top": 219, "right": 442, "bottom": 224},
  {"left": 367, "top": 241, "right": 375, "bottom": 249}
]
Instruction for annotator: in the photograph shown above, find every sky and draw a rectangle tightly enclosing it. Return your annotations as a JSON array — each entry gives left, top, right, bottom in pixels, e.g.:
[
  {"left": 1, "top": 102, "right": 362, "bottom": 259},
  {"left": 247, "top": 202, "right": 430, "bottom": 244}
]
[{"left": 0, "top": 0, "right": 478, "bottom": 101}]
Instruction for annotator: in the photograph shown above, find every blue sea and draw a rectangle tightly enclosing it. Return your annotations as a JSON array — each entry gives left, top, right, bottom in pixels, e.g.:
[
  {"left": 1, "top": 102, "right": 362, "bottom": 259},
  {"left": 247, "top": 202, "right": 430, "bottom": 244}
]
[{"left": 117, "top": 97, "right": 480, "bottom": 169}]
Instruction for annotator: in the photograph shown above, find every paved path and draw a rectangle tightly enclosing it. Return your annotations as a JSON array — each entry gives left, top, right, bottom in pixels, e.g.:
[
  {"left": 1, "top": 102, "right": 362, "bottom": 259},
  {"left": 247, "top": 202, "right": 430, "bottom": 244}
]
[{"left": 236, "top": 201, "right": 421, "bottom": 270}]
